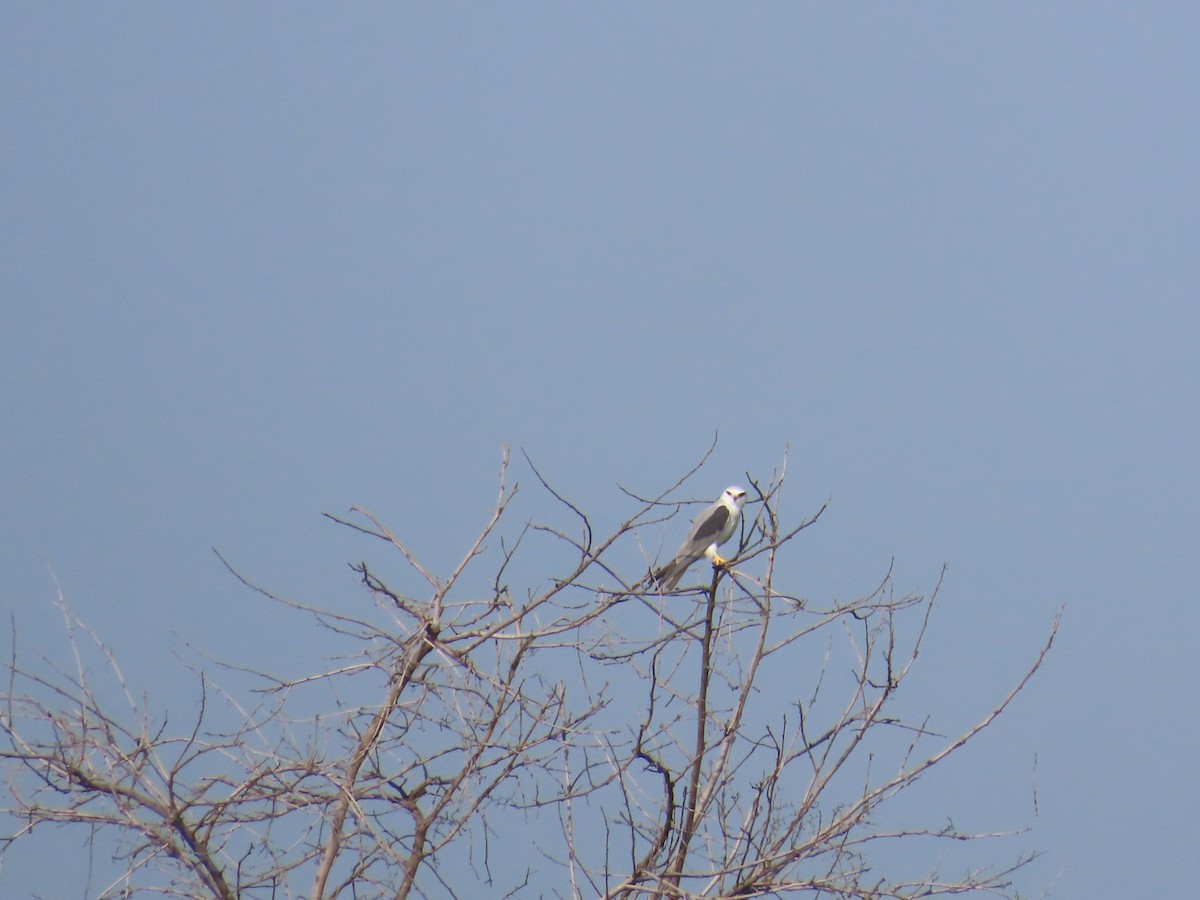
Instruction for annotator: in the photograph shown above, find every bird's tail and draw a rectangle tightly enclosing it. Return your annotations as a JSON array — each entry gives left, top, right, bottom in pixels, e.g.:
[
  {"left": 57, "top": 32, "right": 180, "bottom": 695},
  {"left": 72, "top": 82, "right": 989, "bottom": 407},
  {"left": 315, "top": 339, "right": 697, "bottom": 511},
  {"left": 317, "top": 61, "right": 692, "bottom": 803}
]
[{"left": 652, "top": 557, "right": 690, "bottom": 591}]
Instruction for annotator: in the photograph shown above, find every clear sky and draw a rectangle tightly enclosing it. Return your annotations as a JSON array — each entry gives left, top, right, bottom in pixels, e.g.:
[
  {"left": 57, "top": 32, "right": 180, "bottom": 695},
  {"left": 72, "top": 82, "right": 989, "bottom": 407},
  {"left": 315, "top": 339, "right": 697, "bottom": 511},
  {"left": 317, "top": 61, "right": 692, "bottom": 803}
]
[{"left": 2, "top": 5, "right": 1197, "bottom": 897}]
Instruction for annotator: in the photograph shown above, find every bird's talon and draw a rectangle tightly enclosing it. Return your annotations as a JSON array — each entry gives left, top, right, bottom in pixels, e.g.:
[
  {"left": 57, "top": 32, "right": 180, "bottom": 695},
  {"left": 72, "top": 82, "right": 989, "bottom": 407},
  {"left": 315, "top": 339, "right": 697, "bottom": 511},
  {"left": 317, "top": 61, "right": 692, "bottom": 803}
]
[{"left": 711, "top": 553, "right": 727, "bottom": 569}]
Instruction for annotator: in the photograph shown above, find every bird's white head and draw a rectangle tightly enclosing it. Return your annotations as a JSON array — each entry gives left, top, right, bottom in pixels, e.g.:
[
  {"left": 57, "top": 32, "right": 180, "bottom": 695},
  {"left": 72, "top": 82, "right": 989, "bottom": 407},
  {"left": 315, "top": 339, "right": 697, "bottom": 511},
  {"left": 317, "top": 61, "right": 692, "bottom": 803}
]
[{"left": 722, "top": 486, "right": 748, "bottom": 511}]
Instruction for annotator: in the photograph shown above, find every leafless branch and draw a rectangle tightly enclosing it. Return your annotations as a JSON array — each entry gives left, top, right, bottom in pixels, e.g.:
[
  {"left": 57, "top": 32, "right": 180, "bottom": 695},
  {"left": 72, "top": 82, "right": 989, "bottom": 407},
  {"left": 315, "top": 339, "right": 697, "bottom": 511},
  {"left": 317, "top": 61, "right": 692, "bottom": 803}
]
[{"left": 1, "top": 447, "right": 1055, "bottom": 899}]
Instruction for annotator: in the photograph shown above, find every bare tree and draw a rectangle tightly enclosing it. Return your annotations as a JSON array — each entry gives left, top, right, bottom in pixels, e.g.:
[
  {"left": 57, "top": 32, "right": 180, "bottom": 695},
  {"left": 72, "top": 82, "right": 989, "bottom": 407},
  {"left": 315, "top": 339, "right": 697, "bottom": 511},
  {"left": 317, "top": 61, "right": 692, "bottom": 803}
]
[{"left": 1, "top": 448, "right": 1058, "bottom": 898}]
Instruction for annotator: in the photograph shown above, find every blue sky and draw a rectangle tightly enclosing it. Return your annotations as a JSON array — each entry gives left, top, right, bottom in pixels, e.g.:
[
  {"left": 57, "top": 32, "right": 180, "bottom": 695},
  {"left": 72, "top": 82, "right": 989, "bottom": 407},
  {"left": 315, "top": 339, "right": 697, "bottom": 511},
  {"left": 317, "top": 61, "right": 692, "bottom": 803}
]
[{"left": 3, "top": 5, "right": 1197, "bottom": 897}]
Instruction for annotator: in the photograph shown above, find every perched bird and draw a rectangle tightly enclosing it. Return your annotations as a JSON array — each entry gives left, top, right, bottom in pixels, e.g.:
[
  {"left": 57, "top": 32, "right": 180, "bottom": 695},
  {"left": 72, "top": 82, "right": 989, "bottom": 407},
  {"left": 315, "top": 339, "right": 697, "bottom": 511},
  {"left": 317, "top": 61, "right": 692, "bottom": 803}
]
[{"left": 653, "top": 486, "right": 748, "bottom": 590}]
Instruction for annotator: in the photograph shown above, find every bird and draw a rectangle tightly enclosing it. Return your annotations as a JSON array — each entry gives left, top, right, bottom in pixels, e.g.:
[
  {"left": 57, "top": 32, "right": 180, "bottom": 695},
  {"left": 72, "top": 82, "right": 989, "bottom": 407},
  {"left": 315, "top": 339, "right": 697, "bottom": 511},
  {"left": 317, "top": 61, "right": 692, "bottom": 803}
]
[{"left": 653, "top": 486, "right": 748, "bottom": 590}]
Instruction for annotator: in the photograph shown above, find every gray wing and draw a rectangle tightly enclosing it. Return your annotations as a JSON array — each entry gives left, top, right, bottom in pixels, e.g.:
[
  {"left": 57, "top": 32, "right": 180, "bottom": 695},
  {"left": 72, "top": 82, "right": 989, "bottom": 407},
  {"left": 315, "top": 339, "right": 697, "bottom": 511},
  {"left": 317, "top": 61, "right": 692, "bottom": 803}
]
[
  {"left": 677, "top": 500, "right": 730, "bottom": 558},
  {"left": 653, "top": 499, "right": 733, "bottom": 590}
]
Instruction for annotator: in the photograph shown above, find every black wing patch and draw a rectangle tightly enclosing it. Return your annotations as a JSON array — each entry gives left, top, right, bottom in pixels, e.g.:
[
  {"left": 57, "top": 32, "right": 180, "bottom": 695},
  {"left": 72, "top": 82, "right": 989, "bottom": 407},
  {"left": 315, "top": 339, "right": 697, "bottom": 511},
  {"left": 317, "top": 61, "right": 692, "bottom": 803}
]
[{"left": 691, "top": 506, "right": 730, "bottom": 544}]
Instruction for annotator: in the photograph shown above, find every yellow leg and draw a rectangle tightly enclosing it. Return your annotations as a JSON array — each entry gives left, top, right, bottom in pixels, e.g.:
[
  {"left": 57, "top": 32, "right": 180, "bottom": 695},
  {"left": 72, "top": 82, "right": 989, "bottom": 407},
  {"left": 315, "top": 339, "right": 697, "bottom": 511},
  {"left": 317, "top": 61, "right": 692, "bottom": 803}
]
[{"left": 710, "top": 551, "right": 727, "bottom": 568}]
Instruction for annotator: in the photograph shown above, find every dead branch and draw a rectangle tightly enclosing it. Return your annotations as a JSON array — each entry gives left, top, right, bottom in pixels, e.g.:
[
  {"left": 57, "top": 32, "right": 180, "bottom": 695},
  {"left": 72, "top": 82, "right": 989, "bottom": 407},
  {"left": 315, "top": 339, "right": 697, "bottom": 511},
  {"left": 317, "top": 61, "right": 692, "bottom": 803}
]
[{"left": 0, "top": 448, "right": 1055, "bottom": 899}]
